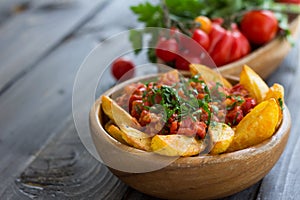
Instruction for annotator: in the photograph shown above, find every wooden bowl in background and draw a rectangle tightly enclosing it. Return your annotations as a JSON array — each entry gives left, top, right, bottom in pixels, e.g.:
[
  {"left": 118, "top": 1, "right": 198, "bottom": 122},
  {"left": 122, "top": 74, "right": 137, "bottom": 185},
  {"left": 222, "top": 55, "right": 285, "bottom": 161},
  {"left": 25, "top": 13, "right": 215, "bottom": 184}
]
[{"left": 89, "top": 74, "right": 291, "bottom": 200}]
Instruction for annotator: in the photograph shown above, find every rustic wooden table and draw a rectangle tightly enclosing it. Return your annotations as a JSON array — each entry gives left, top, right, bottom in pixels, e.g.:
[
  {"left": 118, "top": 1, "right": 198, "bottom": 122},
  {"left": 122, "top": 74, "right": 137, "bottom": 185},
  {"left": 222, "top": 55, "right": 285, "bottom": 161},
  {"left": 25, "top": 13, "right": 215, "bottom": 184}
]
[{"left": 0, "top": 0, "right": 299, "bottom": 199}]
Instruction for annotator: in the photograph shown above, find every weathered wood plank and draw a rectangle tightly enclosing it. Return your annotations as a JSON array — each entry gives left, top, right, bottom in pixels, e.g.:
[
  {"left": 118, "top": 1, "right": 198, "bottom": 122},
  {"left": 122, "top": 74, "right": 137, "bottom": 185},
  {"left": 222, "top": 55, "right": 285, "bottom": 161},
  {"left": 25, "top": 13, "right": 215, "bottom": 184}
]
[
  {"left": 266, "top": 38, "right": 300, "bottom": 97},
  {"left": 257, "top": 37, "right": 300, "bottom": 200},
  {"left": 2, "top": 119, "right": 128, "bottom": 199},
  {"left": 0, "top": 0, "right": 144, "bottom": 198},
  {"left": 0, "top": 35, "right": 98, "bottom": 195},
  {"left": 0, "top": 0, "right": 29, "bottom": 25},
  {"left": 0, "top": 0, "right": 108, "bottom": 93},
  {"left": 74, "top": 0, "right": 145, "bottom": 41}
]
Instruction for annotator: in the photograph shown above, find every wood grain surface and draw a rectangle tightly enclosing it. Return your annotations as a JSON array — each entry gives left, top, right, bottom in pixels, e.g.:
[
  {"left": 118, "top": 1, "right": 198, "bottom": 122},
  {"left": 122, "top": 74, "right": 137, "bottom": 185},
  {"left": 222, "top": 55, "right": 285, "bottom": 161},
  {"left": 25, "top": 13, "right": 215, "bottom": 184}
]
[
  {"left": 0, "top": 36, "right": 98, "bottom": 195},
  {"left": 0, "top": 0, "right": 108, "bottom": 93},
  {"left": 3, "top": 119, "right": 127, "bottom": 200},
  {"left": 257, "top": 38, "right": 300, "bottom": 200}
]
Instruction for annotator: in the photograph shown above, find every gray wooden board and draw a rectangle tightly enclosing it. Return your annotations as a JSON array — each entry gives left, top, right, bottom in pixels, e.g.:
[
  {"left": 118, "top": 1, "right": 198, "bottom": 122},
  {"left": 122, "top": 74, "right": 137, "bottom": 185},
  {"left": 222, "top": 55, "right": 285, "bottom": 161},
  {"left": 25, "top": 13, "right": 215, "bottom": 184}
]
[
  {"left": 2, "top": 118, "right": 128, "bottom": 200},
  {"left": 0, "top": 0, "right": 108, "bottom": 94},
  {"left": 75, "top": 0, "right": 146, "bottom": 41},
  {"left": 0, "top": 35, "right": 98, "bottom": 195},
  {"left": 0, "top": 0, "right": 29, "bottom": 25},
  {"left": 257, "top": 37, "right": 300, "bottom": 200}
]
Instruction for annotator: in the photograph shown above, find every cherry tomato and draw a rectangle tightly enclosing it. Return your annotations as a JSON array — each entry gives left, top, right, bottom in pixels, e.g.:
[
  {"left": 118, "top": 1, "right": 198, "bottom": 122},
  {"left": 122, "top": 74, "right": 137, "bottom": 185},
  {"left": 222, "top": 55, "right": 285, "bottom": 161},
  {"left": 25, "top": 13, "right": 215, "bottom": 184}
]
[
  {"left": 155, "top": 37, "right": 179, "bottom": 62},
  {"left": 241, "top": 98, "right": 256, "bottom": 115},
  {"left": 208, "top": 23, "right": 226, "bottom": 53},
  {"left": 211, "top": 18, "right": 224, "bottom": 25},
  {"left": 210, "top": 31, "right": 234, "bottom": 66},
  {"left": 229, "top": 24, "right": 251, "bottom": 63},
  {"left": 229, "top": 31, "right": 243, "bottom": 63},
  {"left": 111, "top": 58, "right": 135, "bottom": 80},
  {"left": 194, "top": 16, "right": 212, "bottom": 34},
  {"left": 178, "top": 33, "right": 202, "bottom": 55},
  {"left": 225, "top": 106, "right": 244, "bottom": 126},
  {"left": 170, "top": 27, "right": 180, "bottom": 36},
  {"left": 192, "top": 29, "right": 210, "bottom": 51},
  {"left": 240, "top": 10, "right": 278, "bottom": 45},
  {"left": 175, "top": 51, "right": 201, "bottom": 71}
]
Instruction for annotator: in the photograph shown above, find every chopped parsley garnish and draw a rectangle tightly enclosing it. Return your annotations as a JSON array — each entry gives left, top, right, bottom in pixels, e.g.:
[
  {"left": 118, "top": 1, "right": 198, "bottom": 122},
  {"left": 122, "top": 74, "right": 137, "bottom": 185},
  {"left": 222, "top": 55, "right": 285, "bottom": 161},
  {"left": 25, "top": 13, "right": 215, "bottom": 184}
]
[
  {"left": 226, "top": 95, "right": 245, "bottom": 111},
  {"left": 278, "top": 98, "right": 284, "bottom": 110},
  {"left": 145, "top": 74, "right": 213, "bottom": 125}
]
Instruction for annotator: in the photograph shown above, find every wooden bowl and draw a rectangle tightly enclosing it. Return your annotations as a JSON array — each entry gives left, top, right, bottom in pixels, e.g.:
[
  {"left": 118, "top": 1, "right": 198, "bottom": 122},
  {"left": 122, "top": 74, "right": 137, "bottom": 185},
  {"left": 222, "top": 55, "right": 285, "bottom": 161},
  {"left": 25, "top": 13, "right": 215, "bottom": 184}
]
[
  {"left": 219, "top": 16, "right": 300, "bottom": 79},
  {"left": 89, "top": 75, "right": 291, "bottom": 200}
]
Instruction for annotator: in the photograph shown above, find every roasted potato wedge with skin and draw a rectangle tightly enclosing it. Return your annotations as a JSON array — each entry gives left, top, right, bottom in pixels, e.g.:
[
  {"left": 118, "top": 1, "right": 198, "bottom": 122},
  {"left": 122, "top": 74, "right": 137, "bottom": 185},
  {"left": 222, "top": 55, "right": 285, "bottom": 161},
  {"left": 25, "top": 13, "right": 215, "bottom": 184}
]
[
  {"left": 265, "top": 83, "right": 284, "bottom": 105},
  {"left": 101, "top": 95, "right": 141, "bottom": 129},
  {"left": 240, "top": 65, "right": 269, "bottom": 103},
  {"left": 105, "top": 121, "right": 127, "bottom": 144},
  {"left": 226, "top": 98, "right": 280, "bottom": 152},
  {"left": 158, "top": 69, "right": 180, "bottom": 85},
  {"left": 209, "top": 123, "right": 234, "bottom": 155},
  {"left": 265, "top": 83, "right": 284, "bottom": 128},
  {"left": 102, "top": 96, "right": 151, "bottom": 151},
  {"left": 151, "top": 135, "right": 206, "bottom": 156},
  {"left": 190, "top": 64, "right": 232, "bottom": 88},
  {"left": 119, "top": 125, "right": 152, "bottom": 151}
]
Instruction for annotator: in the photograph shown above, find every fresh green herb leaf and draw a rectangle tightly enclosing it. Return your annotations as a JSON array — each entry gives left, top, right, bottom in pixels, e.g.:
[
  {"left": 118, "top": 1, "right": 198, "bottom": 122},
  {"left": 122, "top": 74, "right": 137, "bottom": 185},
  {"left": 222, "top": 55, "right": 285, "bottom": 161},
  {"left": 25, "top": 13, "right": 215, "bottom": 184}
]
[
  {"left": 189, "top": 74, "right": 203, "bottom": 83},
  {"left": 131, "top": 2, "right": 164, "bottom": 27},
  {"left": 147, "top": 48, "right": 157, "bottom": 63},
  {"left": 165, "top": 0, "right": 205, "bottom": 18},
  {"left": 226, "top": 96, "right": 244, "bottom": 111},
  {"left": 278, "top": 98, "right": 284, "bottom": 110},
  {"left": 129, "top": 30, "right": 143, "bottom": 54},
  {"left": 234, "top": 96, "right": 245, "bottom": 104},
  {"left": 226, "top": 102, "right": 237, "bottom": 111}
]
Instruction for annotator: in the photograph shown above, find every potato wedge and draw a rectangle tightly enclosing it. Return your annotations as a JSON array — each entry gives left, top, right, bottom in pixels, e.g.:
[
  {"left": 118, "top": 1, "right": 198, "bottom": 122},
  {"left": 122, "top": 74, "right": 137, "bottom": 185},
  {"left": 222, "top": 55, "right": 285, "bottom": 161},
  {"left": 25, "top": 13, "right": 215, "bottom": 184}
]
[
  {"left": 264, "top": 83, "right": 284, "bottom": 127},
  {"left": 101, "top": 95, "right": 141, "bottom": 129},
  {"left": 190, "top": 64, "right": 232, "bottom": 88},
  {"left": 158, "top": 69, "right": 180, "bottom": 85},
  {"left": 119, "top": 124, "right": 152, "bottom": 151},
  {"left": 151, "top": 135, "right": 206, "bottom": 156},
  {"left": 101, "top": 96, "right": 151, "bottom": 151},
  {"left": 104, "top": 121, "right": 127, "bottom": 144},
  {"left": 105, "top": 121, "right": 152, "bottom": 151},
  {"left": 226, "top": 98, "right": 280, "bottom": 152},
  {"left": 209, "top": 123, "right": 234, "bottom": 155},
  {"left": 265, "top": 83, "right": 284, "bottom": 105},
  {"left": 240, "top": 65, "right": 269, "bottom": 103}
]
